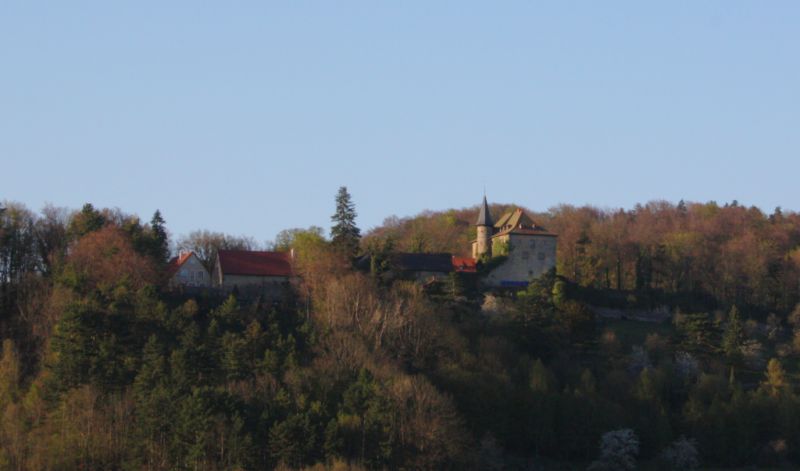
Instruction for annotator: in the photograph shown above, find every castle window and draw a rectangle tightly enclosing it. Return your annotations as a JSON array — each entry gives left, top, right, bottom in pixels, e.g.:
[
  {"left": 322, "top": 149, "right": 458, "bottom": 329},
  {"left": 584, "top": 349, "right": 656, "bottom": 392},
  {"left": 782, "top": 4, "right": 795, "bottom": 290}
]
[
  {"left": 538, "top": 252, "right": 545, "bottom": 261},
  {"left": 522, "top": 251, "right": 530, "bottom": 260}
]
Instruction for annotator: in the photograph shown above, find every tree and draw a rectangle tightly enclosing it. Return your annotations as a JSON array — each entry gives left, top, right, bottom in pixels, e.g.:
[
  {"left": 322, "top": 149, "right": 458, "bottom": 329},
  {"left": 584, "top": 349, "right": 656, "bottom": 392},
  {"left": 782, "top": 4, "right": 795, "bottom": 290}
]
[
  {"left": 529, "top": 358, "right": 553, "bottom": 393},
  {"left": 330, "top": 186, "right": 361, "bottom": 257},
  {"left": 0, "top": 203, "right": 39, "bottom": 320},
  {"left": 290, "top": 229, "right": 347, "bottom": 310},
  {"left": 132, "top": 335, "right": 174, "bottom": 466},
  {"left": 149, "top": 210, "right": 169, "bottom": 264},
  {"left": 67, "top": 203, "right": 105, "bottom": 240},
  {"left": 660, "top": 436, "right": 699, "bottom": 470},
  {"left": 0, "top": 203, "right": 39, "bottom": 284},
  {"left": 337, "top": 369, "right": 385, "bottom": 464},
  {"left": 34, "top": 205, "right": 69, "bottom": 275},
  {"left": 760, "top": 358, "right": 790, "bottom": 398},
  {"left": 59, "top": 225, "right": 158, "bottom": 298},
  {"left": 588, "top": 429, "right": 640, "bottom": 471},
  {"left": 272, "top": 226, "right": 324, "bottom": 252},
  {"left": 362, "top": 235, "right": 395, "bottom": 280},
  {"left": 677, "top": 199, "right": 688, "bottom": 214},
  {"left": 722, "top": 306, "right": 745, "bottom": 363},
  {"left": 48, "top": 304, "right": 100, "bottom": 390},
  {"left": 0, "top": 339, "right": 20, "bottom": 407},
  {"left": 269, "top": 412, "right": 318, "bottom": 468}
]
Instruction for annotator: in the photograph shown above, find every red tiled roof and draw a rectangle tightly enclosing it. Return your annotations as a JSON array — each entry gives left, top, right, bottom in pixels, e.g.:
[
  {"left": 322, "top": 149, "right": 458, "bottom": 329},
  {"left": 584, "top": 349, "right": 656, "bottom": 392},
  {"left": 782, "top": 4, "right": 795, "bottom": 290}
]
[
  {"left": 217, "top": 250, "right": 292, "bottom": 277},
  {"left": 452, "top": 256, "right": 477, "bottom": 273},
  {"left": 167, "top": 251, "right": 194, "bottom": 275}
]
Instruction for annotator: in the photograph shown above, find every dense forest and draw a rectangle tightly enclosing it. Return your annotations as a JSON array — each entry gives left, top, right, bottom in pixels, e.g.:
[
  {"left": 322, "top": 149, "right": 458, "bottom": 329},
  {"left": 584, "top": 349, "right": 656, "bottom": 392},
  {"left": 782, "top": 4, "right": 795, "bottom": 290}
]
[{"left": 2, "top": 195, "right": 800, "bottom": 470}]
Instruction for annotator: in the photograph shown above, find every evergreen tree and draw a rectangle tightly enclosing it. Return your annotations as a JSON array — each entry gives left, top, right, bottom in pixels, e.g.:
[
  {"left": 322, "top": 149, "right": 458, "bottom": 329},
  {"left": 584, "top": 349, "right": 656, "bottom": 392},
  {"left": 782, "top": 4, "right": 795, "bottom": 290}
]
[
  {"left": 67, "top": 203, "right": 105, "bottom": 239},
  {"left": 269, "top": 413, "right": 318, "bottom": 468},
  {"left": 677, "top": 199, "right": 688, "bottom": 214},
  {"left": 722, "top": 305, "right": 745, "bottom": 362},
  {"left": 149, "top": 210, "right": 169, "bottom": 264},
  {"left": 330, "top": 186, "right": 361, "bottom": 257},
  {"left": 133, "top": 336, "right": 174, "bottom": 466},
  {"left": 49, "top": 304, "right": 99, "bottom": 390}
]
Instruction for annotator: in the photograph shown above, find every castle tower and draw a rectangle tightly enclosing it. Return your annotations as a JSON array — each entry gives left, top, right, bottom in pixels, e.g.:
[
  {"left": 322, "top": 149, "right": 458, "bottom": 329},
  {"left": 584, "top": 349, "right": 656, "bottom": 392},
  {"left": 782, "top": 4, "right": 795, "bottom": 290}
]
[{"left": 474, "top": 195, "right": 493, "bottom": 258}]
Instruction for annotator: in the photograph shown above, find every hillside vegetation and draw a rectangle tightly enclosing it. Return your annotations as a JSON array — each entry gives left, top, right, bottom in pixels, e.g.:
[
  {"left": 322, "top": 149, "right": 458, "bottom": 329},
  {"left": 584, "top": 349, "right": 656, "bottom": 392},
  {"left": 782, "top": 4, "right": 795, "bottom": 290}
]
[{"left": 1, "top": 197, "right": 800, "bottom": 470}]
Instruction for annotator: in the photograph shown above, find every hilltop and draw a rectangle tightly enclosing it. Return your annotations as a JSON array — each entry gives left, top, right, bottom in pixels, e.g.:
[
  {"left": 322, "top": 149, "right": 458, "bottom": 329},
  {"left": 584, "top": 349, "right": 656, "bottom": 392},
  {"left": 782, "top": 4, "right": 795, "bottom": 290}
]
[{"left": 1, "top": 197, "right": 800, "bottom": 469}]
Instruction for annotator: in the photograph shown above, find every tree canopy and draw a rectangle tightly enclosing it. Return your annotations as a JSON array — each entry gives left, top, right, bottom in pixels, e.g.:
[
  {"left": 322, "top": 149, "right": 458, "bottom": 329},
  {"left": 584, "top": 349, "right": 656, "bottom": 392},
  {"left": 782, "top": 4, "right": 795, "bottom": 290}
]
[{"left": 0, "top": 198, "right": 800, "bottom": 469}]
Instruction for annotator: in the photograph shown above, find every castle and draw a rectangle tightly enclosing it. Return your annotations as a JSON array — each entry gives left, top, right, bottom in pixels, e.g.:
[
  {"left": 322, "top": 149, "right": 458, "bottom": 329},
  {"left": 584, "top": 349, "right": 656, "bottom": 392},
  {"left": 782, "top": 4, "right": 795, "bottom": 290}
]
[
  {"left": 472, "top": 196, "right": 558, "bottom": 287},
  {"left": 169, "top": 195, "right": 558, "bottom": 293}
]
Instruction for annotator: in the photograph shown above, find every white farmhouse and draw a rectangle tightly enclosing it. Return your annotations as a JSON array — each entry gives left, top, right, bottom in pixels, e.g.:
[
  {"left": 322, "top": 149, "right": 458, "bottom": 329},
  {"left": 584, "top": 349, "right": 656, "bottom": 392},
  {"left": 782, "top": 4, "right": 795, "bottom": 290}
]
[{"left": 168, "top": 251, "right": 211, "bottom": 288}]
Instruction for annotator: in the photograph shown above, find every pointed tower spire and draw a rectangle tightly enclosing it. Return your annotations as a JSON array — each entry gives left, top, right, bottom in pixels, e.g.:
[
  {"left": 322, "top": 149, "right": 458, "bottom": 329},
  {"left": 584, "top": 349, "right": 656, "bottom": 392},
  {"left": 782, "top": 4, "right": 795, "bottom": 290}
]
[
  {"left": 476, "top": 195, "right": 493, "bottom": 226},
  {"left": 473, "top": 194, "right": 493, "bottom": 259}
]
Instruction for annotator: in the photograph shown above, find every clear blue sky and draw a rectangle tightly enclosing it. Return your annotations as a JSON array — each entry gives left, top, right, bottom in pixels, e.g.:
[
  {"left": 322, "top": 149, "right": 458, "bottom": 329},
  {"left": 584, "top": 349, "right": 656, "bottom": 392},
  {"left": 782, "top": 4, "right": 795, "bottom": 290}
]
[{"left": 2, "top": 2, "right": 799, "bottom": 244}]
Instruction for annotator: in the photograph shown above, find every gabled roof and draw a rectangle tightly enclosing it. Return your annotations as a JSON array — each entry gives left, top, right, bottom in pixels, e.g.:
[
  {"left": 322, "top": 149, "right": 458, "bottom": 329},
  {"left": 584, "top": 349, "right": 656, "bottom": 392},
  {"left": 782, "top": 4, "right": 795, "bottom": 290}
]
[
  {"left": 494, "top": 228, "right": 558, "bottom": 237},
  {"left": 494, "top": 207, "right": 535, "bottom": 229},
  {"left": 452, "top": 256, "right": 477, "bottom": 273},
  {"left": 167, "top": 251, "right": 195, "bottom": 275},
  {"left": 217, "top": 250, "right": 292, "bottom": 277},
  {"left": 392, "top": 253, "right": 454, "bottom": 273},
  {"left": 475, "top": 196, "right": 493, "bottom": 226},
  {"left": 493, "top": 208, "right": 557, "bottom": 238}
]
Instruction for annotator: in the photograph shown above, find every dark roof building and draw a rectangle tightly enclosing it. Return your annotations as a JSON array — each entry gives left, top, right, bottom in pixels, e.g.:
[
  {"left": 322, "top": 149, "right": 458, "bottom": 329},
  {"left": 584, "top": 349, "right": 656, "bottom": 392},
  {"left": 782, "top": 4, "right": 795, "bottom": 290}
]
[{"left": 391, "top": 253, "right": 454, "bottom": 274}]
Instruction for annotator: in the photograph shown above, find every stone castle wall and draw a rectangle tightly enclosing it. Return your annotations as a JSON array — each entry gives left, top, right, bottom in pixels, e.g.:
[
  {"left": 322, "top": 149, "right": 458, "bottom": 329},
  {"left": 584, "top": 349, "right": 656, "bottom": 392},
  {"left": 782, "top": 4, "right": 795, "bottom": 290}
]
[{"left": 484, "top": 234, "right": 557, "bottom": 287}]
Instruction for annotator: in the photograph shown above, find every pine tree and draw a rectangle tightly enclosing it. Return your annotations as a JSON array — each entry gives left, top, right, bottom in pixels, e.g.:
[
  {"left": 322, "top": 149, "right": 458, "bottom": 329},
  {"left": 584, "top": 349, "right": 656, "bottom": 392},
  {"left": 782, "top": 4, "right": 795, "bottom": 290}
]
[
  {"left": 68, "top": 203, "right": 105, "bottom": 239},
  {"left": 677, "top": 199, "right": 688, "bottom": 214},
  {"left": 150, "top": 210, "right": 169, "bottom": 263},
  {"left": 722, "top": 305, "right": 745, "bottom": 361},
  {"left": 330, "top": 186, "right": 361, "bottom": 257},
  {"left": 49, "top": 304, "right": 99, "bottom": 390},
  {"left": 133, "top": 335, "right": 174, "bottom": 465}
]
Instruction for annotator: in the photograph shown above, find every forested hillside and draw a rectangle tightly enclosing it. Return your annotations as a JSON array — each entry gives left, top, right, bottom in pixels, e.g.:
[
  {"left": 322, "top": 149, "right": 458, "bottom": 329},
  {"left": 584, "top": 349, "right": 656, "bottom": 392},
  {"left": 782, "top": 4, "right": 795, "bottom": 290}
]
[
  {"left": 2, "top": 198, "right": 800, "bottom": 470},
  {"left": 366, "top": 200, "right": 800, "bottom": 315}
]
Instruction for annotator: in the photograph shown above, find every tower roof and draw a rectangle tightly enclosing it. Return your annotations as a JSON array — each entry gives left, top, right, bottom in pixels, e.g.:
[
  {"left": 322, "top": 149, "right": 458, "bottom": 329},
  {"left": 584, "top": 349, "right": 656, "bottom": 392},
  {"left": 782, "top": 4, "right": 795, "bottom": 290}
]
[{"left": 475, "top": 196, "right": 493, "bottom": 226}]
